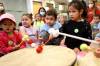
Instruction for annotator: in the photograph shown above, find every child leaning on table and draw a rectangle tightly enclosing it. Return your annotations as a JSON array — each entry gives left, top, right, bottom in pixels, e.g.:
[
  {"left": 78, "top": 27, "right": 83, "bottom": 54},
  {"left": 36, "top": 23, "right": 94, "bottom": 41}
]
[{"left": 0, "top": 13, "right": 26, "bottom": 57}]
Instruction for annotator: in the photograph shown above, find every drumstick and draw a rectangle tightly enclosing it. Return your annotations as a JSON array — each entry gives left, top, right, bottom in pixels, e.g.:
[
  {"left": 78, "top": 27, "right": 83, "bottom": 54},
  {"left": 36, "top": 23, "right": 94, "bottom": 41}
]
[
  {"left": 63, "top": 36, "right": 66, "bottom": 42},
  {"left": 19, "top": 40, "right": 24, "bottom": 46},
  {"left": 59, "top": 32, "right": 99, "bottom": 44},
  {"left": 49, "top": 28, "right": 99, "bottom": 44},
  {"left": 19, "top": 35, "right": 30, "bottom": 46},
  {"left": 44, "top": 34, "right": 53, "bottom": 45}
]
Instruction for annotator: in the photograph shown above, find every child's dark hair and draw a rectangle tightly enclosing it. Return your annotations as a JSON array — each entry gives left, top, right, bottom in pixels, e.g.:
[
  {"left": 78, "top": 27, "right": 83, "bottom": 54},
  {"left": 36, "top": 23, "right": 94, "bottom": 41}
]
[
  {"left": 94, "top": 14, "right": 100, "bottom": 19},
  {"left": 22, "top": 13, "right": 33, "bottom": 20},
  {"left": 46, "top": 9, "right": 57, "bottom": 19},
  {"left": 22, "top": 13, "right": 33, "bottom": 25},
  {"left": 68, "top": 1, "right": 87, "bottom": 18}
]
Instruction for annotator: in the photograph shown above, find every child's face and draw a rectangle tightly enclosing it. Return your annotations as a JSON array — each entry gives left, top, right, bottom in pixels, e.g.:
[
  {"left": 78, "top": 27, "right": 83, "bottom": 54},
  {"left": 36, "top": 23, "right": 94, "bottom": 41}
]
[
  {"left": 93, "top": 16, "right": 100, "bottom": 23},
  {"left": 68, "top": 6, "right": 82, "bottom": 21},
  {"left": 45, "top": 15, "right": 56, "bottom": 26},
  {"left": 21, "top": 16, "right": 32, "bottom": 27},
  {"left": 39, "top": 8, "right": 46, "bottom": 17},
  {"left": 59, "top": 16, "right": 66, "bottom": 25},
  {"left": 1, "top": 19, "right": 15, "bottom": 33},
  {"left": 88, "top": 1, "right": 94, "bottom": 8}
]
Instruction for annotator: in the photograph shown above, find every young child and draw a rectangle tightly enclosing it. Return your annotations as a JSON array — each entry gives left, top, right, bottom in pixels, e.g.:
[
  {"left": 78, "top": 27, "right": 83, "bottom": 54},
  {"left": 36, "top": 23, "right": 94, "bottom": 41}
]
[
  {"left": 40, "top": 9, "right": 61, "bottom": 45},
  {"left": 19, "top": 13, "right": 39, "bottom": 46},
  {"left": 91, "top": 15, "right": 100, "bottom": 39},
  {"left": 0, "top": 13, "right": 26, "bottom": 56},
  {"left": 33, "top": 13, "right": 44, "bottom": 30},
  {"left": 60, "top": 1, "right": 92, "bottom": 53},
  {"left": 57, "top": 13, "right": 68, "bottom": 26},
  {"left": 38, "top": 7, "right": 46, "bottom": 22}
]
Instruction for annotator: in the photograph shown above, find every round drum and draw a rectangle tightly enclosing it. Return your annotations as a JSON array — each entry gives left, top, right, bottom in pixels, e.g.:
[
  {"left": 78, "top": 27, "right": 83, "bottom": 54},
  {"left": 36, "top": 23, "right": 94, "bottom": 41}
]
[
  {"left": 77, "top": 52, "right": 100, "bottom": 66},
  {"left": 0, "top": 45, "right": 76, "bottom": 66}
]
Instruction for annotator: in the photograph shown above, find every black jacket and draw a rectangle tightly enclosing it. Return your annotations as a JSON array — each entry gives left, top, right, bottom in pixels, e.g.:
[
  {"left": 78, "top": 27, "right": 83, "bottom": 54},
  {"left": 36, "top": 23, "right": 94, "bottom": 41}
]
[{"left": 60, "top": 20, "right": 92, "bottom": 49}]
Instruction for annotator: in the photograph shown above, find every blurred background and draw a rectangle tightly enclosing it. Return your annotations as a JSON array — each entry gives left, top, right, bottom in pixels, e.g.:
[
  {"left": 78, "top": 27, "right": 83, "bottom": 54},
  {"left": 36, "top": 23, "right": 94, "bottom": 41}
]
[{"left": 0, "top": 0, "right": 100, "bottom": 25}]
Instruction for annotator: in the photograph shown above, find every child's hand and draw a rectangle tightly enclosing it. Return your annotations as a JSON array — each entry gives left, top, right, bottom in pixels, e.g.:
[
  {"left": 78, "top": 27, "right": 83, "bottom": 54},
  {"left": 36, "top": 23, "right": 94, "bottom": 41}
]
[
  {"left": 60, "top": 39, "right": 66, "bottom": 47},
  {"left": 12, "top": 45, "right": 20, "bottom": 51},
  {"left": 49, "top": 34, "right": 54, "bottom": 40},
  {"left": 74, "top": 48, "right": 80, "bottom": 54}
]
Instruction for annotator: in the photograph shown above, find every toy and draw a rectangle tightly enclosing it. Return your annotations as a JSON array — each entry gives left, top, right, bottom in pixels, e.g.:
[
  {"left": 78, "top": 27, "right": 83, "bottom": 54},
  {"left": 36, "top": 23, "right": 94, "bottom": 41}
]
[
  {"left": 36, "top": 45, "right": 43, "bottom": 53},
  {"left": 80, "top": 43, "right": 89, "bottom": 51}
]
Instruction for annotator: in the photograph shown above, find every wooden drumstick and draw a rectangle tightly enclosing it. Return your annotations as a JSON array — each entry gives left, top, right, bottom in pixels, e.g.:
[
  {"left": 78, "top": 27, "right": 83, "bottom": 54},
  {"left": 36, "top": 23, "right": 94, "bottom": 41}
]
[
  {"left": 19, "top": 35, "right": 30, "bottom": 46},
  {"left": 19, "top": 40, "right": 24, "bottom": 46}
]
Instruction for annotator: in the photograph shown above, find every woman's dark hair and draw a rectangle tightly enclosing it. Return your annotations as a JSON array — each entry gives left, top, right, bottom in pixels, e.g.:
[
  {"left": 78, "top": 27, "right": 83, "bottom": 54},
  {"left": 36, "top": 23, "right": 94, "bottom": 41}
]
[
  {"left": 46, "top": 9, "right": 57, "bottom": 20},
  {"left": 38, "top": 7, "right": 46, "bottom": 12},
  {"left": 68, "top": 1, "right": 87, "bottom": 18},
  {"left": 38, "top": 7, "right": 46, "bottom": 17}
]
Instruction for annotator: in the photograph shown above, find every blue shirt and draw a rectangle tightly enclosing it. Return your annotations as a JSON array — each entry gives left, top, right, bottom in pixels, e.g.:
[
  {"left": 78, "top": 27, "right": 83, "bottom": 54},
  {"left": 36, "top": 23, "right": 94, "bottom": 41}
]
[
  {"left": 97, "top": 22, "right": 100, "bottom": 30},
  {"left": 95, "top": 33, "right": 100, "bottom": 38},
  {"left": 40, "top": 21, "right": 61, "bottom": 33}
]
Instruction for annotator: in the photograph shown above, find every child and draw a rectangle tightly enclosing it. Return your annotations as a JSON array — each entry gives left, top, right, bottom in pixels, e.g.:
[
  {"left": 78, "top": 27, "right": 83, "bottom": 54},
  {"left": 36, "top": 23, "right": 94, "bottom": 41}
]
[
  {"left": 40, "top": 9, "right": 61, "bottom": 45},
  {"left": 19, "top": 13, "right": 39, "bottom": 46},
  {"left": 57, "top": 13, "right": 68, "bottom": 26},
  {"left": 87, "top": 1, "right": 100, "bottom": 23},
  {"left": 33, "top": 13, "right": 44, "bottom": 30},
  {"left": 0, "top": 13, "right": 26, "bottom": 56},
  {"left": 60, "top": 1, "right": 92, "bottom": 53},
  {"left": 38, "top": 7, "right": 46, "bottom": 22},
  {"left": 91, "top": 15, "right": 100, "bottom": 39}
]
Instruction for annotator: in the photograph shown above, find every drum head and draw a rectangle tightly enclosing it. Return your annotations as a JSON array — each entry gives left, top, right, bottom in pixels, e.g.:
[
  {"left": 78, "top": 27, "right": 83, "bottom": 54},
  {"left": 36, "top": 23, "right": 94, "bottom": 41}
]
[
  {"left": 0, "top": 45, "right": 76, "bottom": 66},
  {"left": 77, "top": 52, "right": 100, "bottom": 66}
]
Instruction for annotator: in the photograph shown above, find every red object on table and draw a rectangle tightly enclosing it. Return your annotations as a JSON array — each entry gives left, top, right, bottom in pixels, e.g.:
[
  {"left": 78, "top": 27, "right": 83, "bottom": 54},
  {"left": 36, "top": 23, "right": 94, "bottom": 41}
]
[
  {"left": 27, "top": 39, "right": 33, "bottom": 45},
  {"left": 36, "top": 45, "right": 43, "bottom": 53}
]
